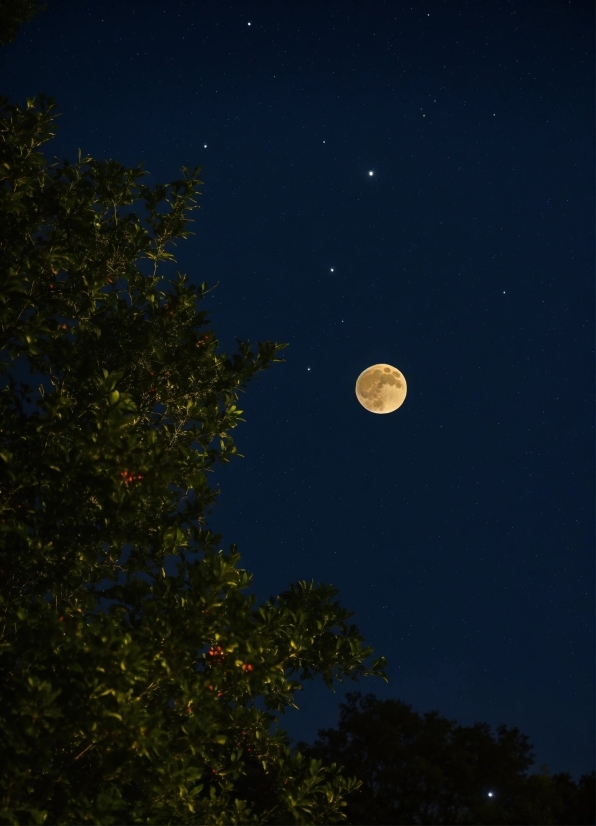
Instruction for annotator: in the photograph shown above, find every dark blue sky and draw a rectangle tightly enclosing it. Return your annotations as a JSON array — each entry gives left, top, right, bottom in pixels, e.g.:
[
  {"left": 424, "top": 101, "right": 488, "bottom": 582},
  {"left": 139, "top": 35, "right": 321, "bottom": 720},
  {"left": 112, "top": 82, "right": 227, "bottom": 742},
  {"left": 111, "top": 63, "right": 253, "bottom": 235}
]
[{"left": 3, "top": 0, "right": 593, "bottom": 780}]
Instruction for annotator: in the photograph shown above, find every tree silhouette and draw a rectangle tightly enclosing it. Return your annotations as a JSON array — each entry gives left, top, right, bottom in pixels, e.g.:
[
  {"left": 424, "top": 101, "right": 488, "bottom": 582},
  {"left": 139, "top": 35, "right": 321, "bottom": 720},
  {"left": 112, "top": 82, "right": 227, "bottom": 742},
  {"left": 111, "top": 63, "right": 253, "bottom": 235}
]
[
  {"left": 0, "top": 94, "right": 387, "bottom": 824},
  {"left": 297, "top": 692, "right": 595, "bottom": 825},
  {"left": 0, "top": 0, "right": 46, "bottom": 46}
]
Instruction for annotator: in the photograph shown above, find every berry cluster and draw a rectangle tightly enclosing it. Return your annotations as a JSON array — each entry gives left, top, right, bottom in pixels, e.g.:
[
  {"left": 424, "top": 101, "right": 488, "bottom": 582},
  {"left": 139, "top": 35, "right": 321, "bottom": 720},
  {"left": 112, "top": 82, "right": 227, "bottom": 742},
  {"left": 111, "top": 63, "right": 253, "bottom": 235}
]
[
  {"left": 196, "top": 333, "right": 211, "bottom": 347},
  {"left": 162, "top": 303, "right": 175, "bottom": 318},
  {"left": 120, "top": 470, "right": 144, "bottom": 486},
  {"left": 203, "top": 647, "right": 255, "bottom": 702},
  {"left": 172, "top": 700, "right": 195, "bottom": 715},
  {"left": 207, "top": 644, "right": 225, "bottom": 665},
  {"left": 234, "top": 731, "right": 254, "bottom": 753}
]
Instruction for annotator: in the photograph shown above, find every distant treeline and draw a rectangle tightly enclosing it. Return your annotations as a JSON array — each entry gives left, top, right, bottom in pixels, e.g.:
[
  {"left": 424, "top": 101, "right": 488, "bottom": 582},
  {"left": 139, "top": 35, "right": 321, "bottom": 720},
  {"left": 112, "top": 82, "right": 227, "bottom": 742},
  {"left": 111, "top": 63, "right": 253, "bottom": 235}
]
[{"left": 297, "top": 692, "right": 595, "bottom": 825}]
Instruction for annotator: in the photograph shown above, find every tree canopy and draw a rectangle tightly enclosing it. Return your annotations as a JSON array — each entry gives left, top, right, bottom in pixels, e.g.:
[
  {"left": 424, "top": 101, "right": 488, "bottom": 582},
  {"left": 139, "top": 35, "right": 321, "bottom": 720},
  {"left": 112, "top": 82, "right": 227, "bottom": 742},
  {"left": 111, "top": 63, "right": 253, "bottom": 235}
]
[
  {"left": 297, "top": 692, "right": 596, "bottom": 825},
  {"left": 0, "top": 94, "right": 387, "bottom": 825},
  {"left": 0, "top": 0, "right": 46, "bottom": 46}
]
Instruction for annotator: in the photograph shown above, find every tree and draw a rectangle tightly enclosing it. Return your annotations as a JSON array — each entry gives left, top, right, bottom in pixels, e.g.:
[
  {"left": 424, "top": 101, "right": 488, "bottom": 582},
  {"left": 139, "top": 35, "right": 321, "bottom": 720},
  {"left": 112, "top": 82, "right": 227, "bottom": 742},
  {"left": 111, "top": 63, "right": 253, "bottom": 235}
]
[
  {"left": 0, "top": 0, "right": 46, "bottom": 46},
  {"left": 0, "top": 94, "right": 387, "bottom": 825},
  {"left": 297, "top": 692, "right": 595, "bottom": 825},
  {"left": 526, "top": 769, "right": 595, "bottom": 826}
]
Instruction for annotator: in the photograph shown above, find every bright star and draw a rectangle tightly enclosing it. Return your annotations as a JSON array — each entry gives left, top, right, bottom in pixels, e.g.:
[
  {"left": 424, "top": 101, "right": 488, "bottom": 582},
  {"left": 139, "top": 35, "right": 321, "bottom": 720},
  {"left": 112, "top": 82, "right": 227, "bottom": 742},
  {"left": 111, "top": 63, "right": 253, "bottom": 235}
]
[{"left": 368, "top": 170, "right": 374, "bottom": 176}]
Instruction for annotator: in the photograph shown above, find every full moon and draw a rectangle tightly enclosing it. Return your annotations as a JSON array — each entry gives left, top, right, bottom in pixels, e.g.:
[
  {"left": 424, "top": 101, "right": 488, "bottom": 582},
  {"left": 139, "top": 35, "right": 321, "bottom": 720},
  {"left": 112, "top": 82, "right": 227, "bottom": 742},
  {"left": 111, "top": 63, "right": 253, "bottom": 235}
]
[{"left": 355, "top": 364, "right": 407, "bottom": 413}]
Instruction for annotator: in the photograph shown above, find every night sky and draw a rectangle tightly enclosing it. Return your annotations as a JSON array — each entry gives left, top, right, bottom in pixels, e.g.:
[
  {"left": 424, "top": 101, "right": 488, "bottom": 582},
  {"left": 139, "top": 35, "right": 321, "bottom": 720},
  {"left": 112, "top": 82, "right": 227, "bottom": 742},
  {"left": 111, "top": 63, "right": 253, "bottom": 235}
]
[{"left": 3, "top": 0, "right": 593, "bottom": 780}]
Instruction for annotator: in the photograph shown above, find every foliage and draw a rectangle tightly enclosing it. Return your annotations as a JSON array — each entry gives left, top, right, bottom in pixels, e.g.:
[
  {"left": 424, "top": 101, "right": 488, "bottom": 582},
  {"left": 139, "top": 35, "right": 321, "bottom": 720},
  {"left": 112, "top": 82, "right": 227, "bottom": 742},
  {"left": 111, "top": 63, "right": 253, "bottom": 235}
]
[
  {"left": 0, "top": 94, "right": 388, "bottom": 825},
  {"left": 297, "top": 692, "right": 595, "bottom": 825},
  {"left": 0, "top": 0, "right": 46, "bottom": 46}
]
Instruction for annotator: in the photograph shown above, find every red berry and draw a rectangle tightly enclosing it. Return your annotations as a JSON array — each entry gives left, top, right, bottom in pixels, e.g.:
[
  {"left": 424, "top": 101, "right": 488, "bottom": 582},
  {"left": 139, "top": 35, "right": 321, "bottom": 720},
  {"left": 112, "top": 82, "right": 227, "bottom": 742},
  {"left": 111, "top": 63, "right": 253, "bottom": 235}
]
[
  {"left": 246, "top": 664, "right": 253, "bottom": 671},
  {"left": 59, "top": 616, "right": 64, "bottom": 622},
  {"left": 150, "top": 388, "right": 156, "bottom": 394},
  {"left": 49, "top": 284, "right": 55, "bottom": 290},
  {"left": 149, "top": 371, "right": 155, "bottom": 377}
]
